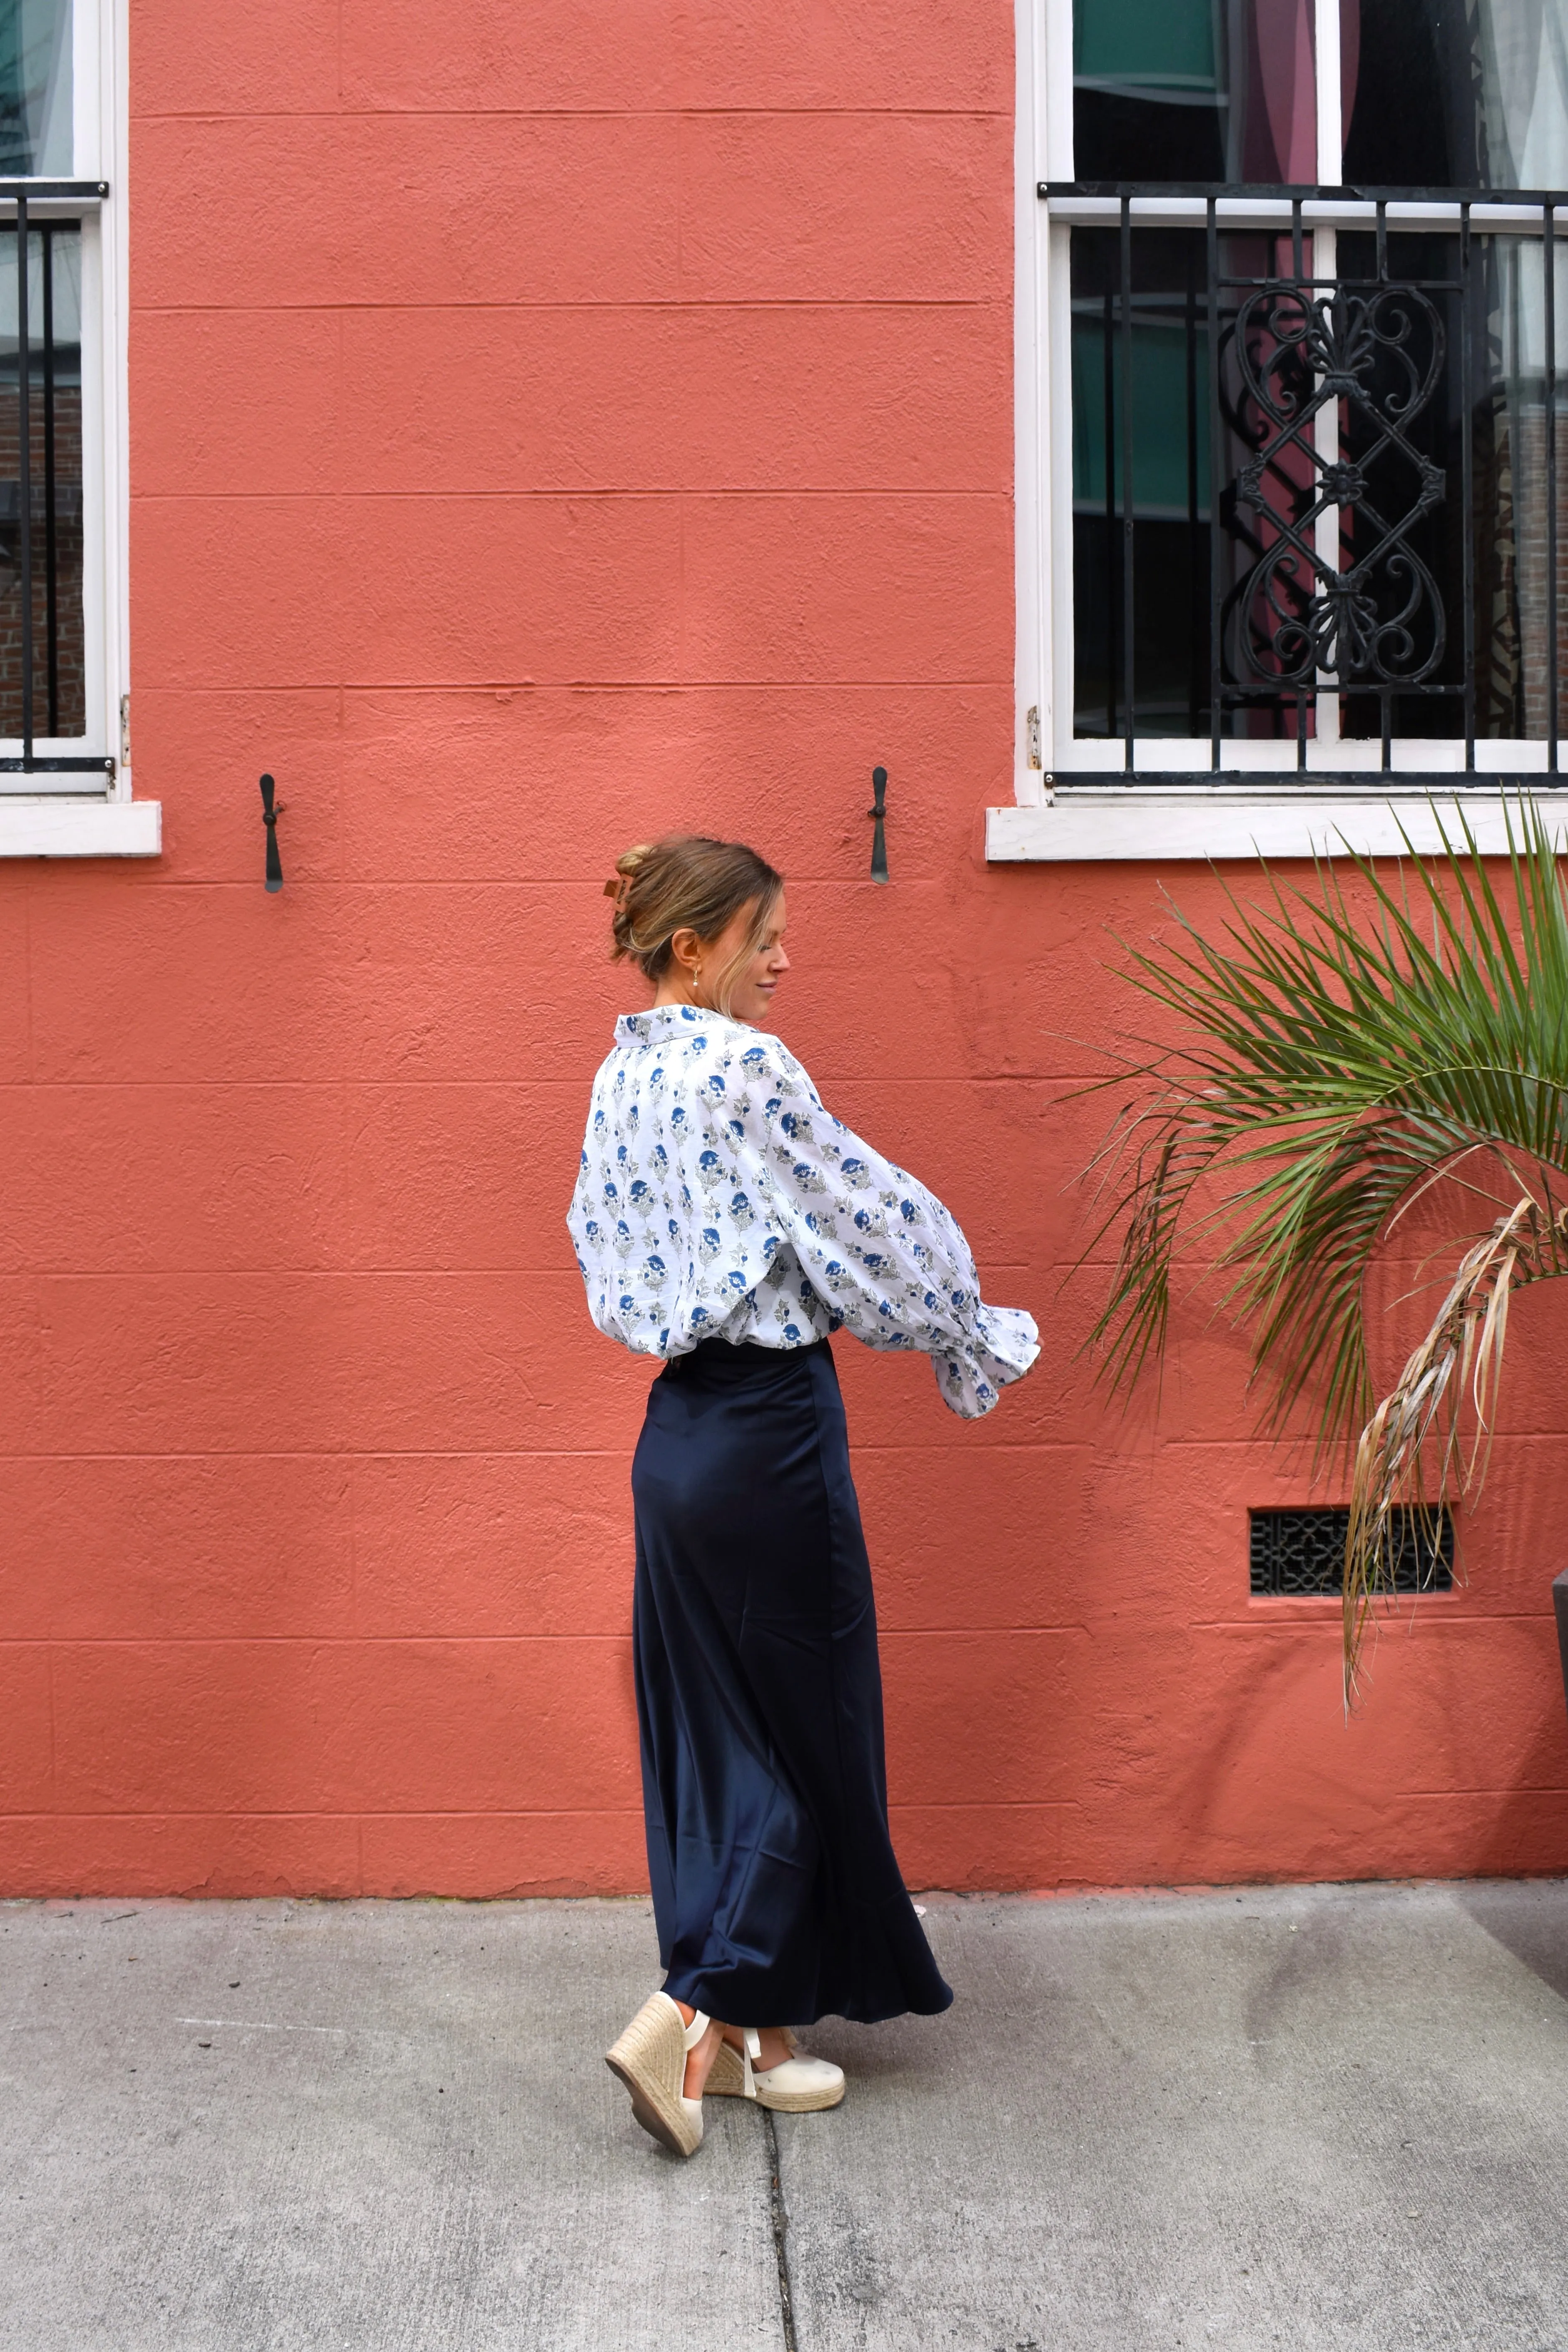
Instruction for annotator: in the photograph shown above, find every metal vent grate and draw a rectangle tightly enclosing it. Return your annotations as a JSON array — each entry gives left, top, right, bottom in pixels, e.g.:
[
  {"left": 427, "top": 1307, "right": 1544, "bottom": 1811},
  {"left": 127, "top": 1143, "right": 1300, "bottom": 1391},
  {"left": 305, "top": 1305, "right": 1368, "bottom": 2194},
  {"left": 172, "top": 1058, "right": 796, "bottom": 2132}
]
[{"left": 1250, "top": 1507, "right": 1454, "bottom": 1597}]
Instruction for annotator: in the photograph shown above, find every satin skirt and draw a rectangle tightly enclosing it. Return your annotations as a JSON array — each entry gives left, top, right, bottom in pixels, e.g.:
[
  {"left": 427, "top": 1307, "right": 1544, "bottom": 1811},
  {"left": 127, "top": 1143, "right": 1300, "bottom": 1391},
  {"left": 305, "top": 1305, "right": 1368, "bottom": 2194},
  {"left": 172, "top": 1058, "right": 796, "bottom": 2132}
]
[{"left": 631, "top": 1337, "right": 953, "bottom": 2028}]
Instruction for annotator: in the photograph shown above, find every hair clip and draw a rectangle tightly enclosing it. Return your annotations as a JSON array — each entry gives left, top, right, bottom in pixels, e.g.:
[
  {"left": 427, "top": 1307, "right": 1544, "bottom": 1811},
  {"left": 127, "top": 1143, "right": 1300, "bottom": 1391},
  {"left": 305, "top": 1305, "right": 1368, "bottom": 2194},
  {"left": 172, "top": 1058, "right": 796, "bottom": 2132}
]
[{"left": 604, "top": 875, "right": 632, "bottom": 908}]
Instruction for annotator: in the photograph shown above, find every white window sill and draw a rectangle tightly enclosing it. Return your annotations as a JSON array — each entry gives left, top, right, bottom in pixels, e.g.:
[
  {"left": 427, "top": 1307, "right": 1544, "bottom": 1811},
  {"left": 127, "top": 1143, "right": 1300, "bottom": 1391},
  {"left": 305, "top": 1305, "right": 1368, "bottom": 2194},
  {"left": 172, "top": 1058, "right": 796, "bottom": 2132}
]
[
  {"left": 987, "top": 788, "right": 1568, "bottom": 863},
  {"left": 0, "top": 798, "right": 160, "bottom": 857}
]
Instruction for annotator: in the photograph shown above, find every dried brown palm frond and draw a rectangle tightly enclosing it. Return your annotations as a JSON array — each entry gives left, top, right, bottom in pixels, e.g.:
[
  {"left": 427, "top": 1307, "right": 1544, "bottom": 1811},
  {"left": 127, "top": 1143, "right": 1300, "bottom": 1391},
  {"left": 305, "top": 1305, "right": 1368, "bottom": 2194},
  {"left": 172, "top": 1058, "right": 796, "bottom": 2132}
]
[{"left": 1344, "top": 1191, "right": 1568, "bottom": 1696}]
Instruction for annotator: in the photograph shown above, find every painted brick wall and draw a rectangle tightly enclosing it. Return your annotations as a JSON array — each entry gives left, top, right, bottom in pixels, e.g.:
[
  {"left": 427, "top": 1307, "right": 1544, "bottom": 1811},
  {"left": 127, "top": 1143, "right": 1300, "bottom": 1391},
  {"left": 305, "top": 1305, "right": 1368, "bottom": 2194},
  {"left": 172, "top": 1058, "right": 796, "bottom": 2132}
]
[{"left": 2, "top": 0, "right": 1567, "bottom": 1899}]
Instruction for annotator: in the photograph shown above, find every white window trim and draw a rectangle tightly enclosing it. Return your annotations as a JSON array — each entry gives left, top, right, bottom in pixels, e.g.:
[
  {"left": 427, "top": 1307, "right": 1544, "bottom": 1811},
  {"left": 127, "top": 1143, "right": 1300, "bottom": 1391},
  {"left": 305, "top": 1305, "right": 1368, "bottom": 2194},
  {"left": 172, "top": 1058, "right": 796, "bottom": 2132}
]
[
  {"left": 987, "top": 789, "right": 1568, "bottom": 861},
  {"left": 1000, "top": 0, "right": 1568, "bottom": 860},
  {"left": 0, "top": 793, "right": 156, "bottom": 852},
  {"left": 0, "top": 0, "right": 155, "bottom": 858}
]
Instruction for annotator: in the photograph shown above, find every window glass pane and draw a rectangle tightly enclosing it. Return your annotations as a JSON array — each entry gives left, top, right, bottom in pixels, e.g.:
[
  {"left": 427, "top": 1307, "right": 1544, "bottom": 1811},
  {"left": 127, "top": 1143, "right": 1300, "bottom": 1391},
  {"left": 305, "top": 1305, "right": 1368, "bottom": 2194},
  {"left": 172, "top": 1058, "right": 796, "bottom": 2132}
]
[
  {"left": 1385, "top": 229, "right": 1568, "bottom": 742},
  {"left": 0, "top": 0, "right": 71, "bottom": 177},
  {"left": 1072, "top": 229, "right": 1213, "bottom": 737},
  {"left": 1071, "top": 222, "right": 1568, "bottom": 749},
  {"left": 1321, "top": 230, "right": 1566, "bottom": 745},
  {"left": 1073, "top": 0, "right": 1317, "bottom": 183},
  {"left": 1343, "top": 0, "right": 1568, "bottom": 188},
  {"left": 0, "top": 222, "right": 85, "bottom": 738},
  {"left": 1486, "top": 235, "right": 1568, "bottom": 740}
]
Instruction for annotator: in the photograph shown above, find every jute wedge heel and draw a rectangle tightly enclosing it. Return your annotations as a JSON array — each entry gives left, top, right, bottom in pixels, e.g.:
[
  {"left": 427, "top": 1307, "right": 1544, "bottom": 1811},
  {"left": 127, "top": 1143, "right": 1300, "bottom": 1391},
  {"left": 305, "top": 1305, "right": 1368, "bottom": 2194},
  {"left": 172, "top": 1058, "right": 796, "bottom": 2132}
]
[
  {"left": 605, "top": 1992, "right": 710, "bottom": 2157},
  {"left": 706, "top": 2026, "right": 846, "bottom": 2113}
]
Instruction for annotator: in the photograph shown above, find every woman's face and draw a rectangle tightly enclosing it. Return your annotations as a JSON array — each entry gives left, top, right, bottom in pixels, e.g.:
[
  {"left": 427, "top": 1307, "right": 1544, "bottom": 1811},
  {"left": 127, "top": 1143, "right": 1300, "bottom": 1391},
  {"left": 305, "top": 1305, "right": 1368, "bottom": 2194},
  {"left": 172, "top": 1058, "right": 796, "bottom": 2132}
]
[
  {"left": 720, "top": 892, "right": 789, "bottom": 1024},
  {"left": 660, "top": 891, "right": 790, "bottom": 1023}
]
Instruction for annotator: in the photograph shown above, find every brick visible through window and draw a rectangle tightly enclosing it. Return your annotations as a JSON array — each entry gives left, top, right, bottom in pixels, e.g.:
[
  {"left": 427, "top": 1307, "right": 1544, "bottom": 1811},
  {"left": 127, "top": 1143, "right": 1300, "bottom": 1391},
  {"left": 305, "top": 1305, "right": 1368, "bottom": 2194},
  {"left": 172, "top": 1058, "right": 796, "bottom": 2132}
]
[{"left": 0, "top": 220, "right": 84, "bottom": 739}]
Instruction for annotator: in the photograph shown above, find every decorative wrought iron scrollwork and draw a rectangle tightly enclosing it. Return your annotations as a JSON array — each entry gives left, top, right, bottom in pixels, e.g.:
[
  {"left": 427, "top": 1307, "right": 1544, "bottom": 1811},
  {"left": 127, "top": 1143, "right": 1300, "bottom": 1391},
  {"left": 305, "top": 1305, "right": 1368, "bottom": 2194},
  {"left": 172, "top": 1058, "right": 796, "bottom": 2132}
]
[{"left": 1227, "top": 279, "right": 1448, "bottom": 692}]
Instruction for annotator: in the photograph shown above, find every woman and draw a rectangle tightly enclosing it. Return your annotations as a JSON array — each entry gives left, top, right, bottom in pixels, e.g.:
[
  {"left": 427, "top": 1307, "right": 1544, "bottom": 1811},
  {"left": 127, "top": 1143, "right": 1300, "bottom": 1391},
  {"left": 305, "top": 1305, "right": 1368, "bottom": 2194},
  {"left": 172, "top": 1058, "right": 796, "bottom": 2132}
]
[{"left": 568, "top": 835, "right": 1038, "bottom": 2158}]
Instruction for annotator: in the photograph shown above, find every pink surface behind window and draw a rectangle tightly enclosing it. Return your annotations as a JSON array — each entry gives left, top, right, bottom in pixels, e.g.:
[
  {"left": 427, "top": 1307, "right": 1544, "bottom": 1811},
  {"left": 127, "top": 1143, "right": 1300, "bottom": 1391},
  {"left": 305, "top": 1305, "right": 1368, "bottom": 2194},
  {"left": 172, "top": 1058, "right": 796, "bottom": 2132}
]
[
  {"left": 1341, "top": 0, "right": 1362, "bottom": 158},
  {"left": 1249, "top": 0, "right": 1317, "bottom": 180}
]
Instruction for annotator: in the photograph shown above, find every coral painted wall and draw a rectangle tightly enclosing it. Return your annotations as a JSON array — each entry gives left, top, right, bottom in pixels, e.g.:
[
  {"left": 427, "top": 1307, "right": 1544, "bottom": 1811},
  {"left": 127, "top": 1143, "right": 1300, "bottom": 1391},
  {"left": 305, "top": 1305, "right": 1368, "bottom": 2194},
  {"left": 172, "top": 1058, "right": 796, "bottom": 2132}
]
[{"left": 3, "top": 0, "right": 1567, "bottom": 1899}]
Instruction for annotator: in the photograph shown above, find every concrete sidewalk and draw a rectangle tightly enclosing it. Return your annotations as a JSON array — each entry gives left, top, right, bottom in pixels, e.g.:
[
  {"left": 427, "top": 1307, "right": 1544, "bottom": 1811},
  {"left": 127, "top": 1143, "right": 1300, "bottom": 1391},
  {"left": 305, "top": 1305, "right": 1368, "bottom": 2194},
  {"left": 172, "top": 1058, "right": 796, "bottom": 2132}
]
[{"left": 3, "top": 1883, "right": 1567, "bottom": 2351}]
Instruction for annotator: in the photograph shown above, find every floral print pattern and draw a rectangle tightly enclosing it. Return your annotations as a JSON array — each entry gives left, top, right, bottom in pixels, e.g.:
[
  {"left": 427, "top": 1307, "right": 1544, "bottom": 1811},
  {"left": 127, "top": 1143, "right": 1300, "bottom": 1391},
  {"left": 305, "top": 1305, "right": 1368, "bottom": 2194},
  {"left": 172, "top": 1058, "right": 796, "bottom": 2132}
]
[{"left": 568, "top": 1005, "right": 1038, "bottom": 1419}]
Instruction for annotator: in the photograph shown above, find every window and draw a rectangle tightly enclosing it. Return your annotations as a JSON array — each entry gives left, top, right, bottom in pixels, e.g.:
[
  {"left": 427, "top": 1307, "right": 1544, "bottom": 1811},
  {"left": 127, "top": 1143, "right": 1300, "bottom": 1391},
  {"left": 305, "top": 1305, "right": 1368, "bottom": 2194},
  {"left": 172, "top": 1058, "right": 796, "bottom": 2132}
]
[
  {"left": 1007, "top": 0, "right": 1568, "bottom": 848},
  {"left": 0, "top": 0, "right": 141, "bottom": 851}
]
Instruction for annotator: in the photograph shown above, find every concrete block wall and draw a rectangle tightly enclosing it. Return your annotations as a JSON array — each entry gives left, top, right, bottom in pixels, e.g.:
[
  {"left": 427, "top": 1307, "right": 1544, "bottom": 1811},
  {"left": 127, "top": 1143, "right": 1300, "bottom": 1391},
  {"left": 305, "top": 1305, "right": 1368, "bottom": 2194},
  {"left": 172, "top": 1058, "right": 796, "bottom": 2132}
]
[{"left": 2, "top": 0, "right": 1566, "bottom": 1897}]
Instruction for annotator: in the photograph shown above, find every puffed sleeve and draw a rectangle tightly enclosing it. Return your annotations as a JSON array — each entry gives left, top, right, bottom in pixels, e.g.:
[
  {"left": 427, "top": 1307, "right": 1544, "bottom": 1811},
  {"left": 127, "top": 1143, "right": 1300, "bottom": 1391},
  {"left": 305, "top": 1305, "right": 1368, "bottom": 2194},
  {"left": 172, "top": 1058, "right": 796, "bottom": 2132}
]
[{"left": 726, "top": 1036, "right": 1039, "bottom": 1419}]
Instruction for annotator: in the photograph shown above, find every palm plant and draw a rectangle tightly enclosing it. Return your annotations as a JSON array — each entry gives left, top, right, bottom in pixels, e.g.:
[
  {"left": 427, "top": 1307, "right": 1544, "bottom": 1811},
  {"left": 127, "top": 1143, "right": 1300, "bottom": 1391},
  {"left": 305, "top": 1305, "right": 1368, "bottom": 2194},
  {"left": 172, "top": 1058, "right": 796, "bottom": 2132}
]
[{"left": 1085, "top": 798, "right": 1568, "bottom": 1702}]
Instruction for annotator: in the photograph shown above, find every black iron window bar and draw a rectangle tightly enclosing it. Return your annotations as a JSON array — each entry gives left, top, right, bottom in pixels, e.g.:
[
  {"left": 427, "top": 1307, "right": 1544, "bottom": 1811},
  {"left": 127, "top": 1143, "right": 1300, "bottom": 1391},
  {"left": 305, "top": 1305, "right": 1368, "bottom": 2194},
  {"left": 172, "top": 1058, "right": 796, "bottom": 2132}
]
[
  {"left": 0, "top": 179, "right": 111, "bottom": 780},
  {"left": 1045, "top": 182, "right": 1568, "bottom": 781}
]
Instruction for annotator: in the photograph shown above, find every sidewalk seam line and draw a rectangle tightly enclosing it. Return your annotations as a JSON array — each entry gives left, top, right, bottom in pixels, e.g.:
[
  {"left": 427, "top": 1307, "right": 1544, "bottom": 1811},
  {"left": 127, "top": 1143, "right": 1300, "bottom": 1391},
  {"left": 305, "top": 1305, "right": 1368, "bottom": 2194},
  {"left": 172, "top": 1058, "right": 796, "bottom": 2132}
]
[{"left": 763, "top": 2106, "right": 800, "bottom": 2352}]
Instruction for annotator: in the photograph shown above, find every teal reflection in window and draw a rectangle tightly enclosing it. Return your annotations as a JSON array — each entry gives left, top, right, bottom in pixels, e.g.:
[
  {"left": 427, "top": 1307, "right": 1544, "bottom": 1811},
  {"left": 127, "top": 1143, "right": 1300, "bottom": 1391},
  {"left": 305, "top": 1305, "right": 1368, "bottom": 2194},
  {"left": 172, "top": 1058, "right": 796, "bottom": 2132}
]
[
  {"left": 1074, "top": 0, "right": 1317, "bottom": 183},
  {"left": 1074, "top": 0, "right": 1220, "bottom": 106},
  {"left": 1071, "top": 315, "right": 1210, "bottom": 520},
  {"left": 0, "top": 0, "right": 71, "bottom": 178}
]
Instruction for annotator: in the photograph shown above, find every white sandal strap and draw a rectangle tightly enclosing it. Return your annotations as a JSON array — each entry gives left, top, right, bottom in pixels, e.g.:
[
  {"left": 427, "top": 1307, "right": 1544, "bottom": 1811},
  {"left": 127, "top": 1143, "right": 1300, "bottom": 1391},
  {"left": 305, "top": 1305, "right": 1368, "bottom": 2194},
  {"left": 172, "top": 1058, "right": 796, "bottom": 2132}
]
[
  {"left": 682, "top": 2007, "right": 710, "bottom": 2052},
  {"left": 742, "top": 2026, "right": 761, "bottom": 2099}
]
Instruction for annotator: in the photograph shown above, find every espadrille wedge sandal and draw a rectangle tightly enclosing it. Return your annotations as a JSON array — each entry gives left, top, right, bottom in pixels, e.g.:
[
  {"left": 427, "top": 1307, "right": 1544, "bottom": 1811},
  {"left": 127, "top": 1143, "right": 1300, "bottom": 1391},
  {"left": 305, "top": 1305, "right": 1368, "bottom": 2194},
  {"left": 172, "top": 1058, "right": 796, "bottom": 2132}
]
[
  {"left": 605, "top": 1993, "right": 710, "bottom": 2157},
  {"left": 707, "top": 2026, "right": 846, "bottom": 2113}
]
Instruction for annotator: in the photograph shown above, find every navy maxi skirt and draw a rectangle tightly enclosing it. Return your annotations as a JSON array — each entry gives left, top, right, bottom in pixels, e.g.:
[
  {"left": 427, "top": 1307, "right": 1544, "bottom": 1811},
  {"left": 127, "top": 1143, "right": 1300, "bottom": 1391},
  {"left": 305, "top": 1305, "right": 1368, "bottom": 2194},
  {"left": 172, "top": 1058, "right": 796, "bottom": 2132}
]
[{"left": 631, "top": 1337, "right": 953, "bottom": 2028}]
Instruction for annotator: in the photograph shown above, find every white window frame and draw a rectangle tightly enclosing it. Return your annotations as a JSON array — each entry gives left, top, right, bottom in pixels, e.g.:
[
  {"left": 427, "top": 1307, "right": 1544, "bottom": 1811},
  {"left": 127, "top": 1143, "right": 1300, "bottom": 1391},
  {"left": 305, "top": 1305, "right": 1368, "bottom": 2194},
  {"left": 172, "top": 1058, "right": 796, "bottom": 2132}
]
[
  {"left": 0, "top": 0, "right": 155, "bottom": 856},
  {"left": 995, "top": 0, "right": 1568, "bottom": 860}
]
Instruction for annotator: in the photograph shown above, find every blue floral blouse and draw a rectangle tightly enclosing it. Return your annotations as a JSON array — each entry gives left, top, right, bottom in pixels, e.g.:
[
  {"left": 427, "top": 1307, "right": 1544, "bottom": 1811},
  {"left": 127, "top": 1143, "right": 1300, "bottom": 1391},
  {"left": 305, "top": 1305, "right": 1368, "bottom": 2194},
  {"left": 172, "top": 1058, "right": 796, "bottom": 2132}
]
[{"left": 567, "top": 1004, "right": 1039, "bottom": 1419}]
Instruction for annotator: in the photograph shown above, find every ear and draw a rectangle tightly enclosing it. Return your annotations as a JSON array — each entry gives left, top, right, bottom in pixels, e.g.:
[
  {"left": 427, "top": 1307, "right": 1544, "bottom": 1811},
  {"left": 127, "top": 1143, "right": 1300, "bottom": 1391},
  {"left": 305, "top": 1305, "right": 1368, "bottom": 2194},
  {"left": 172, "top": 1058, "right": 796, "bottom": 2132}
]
[{"left": 667, "top": 926, "right": 702, "bottom": 974}]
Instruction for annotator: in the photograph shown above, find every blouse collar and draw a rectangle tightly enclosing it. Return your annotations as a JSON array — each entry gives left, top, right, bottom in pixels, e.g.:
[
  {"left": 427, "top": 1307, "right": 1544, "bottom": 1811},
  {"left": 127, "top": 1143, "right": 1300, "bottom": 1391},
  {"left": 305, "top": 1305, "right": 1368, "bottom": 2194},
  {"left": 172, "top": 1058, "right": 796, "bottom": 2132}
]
[{"left": 615, "top": 1005, "right": 737, "bottom": 1047}]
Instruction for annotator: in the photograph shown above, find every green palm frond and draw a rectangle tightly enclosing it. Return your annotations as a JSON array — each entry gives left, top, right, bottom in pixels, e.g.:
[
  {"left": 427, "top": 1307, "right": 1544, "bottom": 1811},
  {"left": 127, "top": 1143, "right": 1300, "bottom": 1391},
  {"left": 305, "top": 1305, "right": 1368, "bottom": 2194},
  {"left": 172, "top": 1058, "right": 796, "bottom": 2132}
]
[{"left": 1080, "top": 797, "right": 1568, "bottom": 1701}]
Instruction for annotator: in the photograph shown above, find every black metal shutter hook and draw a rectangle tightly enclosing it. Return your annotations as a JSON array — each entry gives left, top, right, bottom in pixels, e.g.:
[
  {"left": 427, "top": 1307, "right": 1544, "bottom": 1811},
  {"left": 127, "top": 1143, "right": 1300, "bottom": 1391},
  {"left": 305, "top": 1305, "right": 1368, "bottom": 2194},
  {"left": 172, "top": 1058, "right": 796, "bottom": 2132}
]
[
  {"left": 869, "top": 766, "right": 888, "bottom": 883},
  {"left": 260, "top": 773, "right": 285, "bottom": 892}
]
